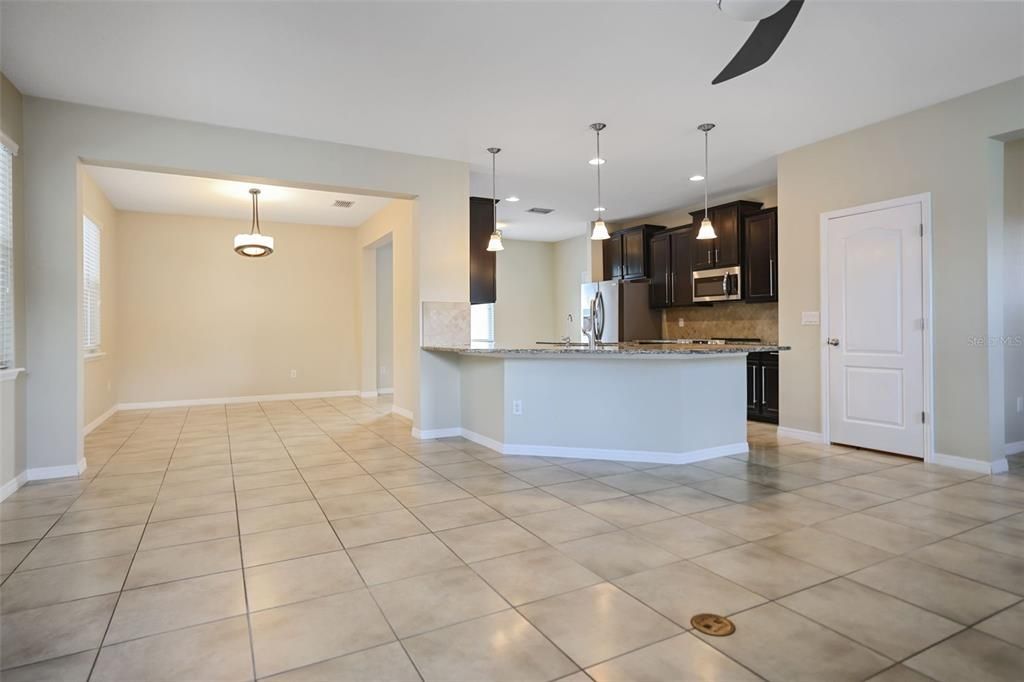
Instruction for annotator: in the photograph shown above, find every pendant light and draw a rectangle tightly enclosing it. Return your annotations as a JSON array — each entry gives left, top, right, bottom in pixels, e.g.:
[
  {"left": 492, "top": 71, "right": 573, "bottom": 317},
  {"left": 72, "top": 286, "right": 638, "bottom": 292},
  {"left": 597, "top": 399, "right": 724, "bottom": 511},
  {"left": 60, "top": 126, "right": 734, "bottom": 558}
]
[
  {"left": 234, "top": 188, "right": 274, "bottom": 257},
  {"left": 590, "top": 123, "right": 610, "bottom": 240},
  {"left": 696, "top": 123, "right": 718, "bottom": 240},
  {"left": 485, "top": 147, "right": 504, "bottom": 252}
]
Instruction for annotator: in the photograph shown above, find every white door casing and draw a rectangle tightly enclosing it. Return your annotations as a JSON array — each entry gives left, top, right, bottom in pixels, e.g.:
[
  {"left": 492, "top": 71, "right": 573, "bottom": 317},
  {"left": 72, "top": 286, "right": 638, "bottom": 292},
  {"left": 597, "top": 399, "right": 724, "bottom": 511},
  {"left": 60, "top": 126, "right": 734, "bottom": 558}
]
[{"left": 822, "top": 197, "right": 929, "bottom": 458}]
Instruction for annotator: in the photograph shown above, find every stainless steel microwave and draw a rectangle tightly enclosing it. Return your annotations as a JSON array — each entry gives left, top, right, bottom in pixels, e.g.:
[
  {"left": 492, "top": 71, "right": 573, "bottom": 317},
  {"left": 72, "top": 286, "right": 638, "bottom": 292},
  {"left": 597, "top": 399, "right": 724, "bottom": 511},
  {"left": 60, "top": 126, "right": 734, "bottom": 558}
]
[{"left": 693, "top": 266, "right": 742, "bottom": 302}]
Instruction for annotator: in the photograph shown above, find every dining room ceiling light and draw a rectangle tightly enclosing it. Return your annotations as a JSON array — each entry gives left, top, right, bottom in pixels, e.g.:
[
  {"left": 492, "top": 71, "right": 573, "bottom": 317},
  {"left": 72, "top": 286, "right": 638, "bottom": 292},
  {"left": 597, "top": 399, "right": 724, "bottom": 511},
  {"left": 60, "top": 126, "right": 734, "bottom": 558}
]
[{"left": 234, "top": 188, "right": 274, "bottom": 257}]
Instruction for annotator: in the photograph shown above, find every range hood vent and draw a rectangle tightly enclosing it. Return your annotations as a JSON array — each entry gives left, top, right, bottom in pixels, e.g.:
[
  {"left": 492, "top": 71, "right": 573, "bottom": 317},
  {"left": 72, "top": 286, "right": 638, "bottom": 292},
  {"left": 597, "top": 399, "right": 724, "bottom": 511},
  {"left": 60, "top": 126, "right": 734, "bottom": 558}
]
[
  {"left": 333, "top": 199, "right": 355, "bottom": 208},
  {"left": 527, "top": 207, "right": 554, "bottom": 215}
]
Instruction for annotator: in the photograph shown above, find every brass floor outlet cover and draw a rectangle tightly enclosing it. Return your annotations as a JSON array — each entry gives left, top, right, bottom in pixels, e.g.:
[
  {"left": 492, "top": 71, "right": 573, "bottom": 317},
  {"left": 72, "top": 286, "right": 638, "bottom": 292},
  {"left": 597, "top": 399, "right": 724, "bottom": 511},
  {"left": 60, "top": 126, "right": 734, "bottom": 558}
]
[{"left": 691, "top": 613, "right": 736, "bottom": 636}]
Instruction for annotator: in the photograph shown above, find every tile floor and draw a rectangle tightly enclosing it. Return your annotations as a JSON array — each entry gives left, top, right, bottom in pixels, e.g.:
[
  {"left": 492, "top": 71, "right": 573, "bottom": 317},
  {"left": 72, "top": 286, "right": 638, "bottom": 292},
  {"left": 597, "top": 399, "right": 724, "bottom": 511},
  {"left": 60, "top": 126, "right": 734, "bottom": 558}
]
[{"left": 1, "top": 397, "right": 1023, "bottom": 681}]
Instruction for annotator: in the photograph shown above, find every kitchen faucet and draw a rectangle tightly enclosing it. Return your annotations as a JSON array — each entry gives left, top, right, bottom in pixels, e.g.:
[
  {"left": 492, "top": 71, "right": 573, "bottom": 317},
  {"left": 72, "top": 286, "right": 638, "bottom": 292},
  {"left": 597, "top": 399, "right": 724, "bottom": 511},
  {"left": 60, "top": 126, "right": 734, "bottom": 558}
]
[{"left": 560, "top": 314, "right": 574, "bottom": 347}]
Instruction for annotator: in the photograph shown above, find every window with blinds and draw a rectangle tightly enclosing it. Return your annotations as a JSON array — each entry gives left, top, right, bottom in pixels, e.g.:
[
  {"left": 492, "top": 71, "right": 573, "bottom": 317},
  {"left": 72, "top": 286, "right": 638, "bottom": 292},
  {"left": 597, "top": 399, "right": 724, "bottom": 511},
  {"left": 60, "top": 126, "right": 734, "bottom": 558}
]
[
  {"left": 470, "top": 303, "right": 494, "bottom": 344},
  {"left": 83, "top": 216, "right": 102, "bottom": 352},
  {"left": 0, "top": 144, "right": 12, "bottom": 369}
]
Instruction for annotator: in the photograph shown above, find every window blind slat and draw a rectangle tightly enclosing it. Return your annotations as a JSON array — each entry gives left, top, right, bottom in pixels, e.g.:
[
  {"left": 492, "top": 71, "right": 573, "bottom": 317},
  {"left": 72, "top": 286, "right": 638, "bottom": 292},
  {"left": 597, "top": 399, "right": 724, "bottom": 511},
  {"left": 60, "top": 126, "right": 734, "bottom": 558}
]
[
  {"left": 470, "top": 303, "right": 494, "bottom": 344},
  {"left": 83, "top": 216, "right": 101, "bottom": 351}
]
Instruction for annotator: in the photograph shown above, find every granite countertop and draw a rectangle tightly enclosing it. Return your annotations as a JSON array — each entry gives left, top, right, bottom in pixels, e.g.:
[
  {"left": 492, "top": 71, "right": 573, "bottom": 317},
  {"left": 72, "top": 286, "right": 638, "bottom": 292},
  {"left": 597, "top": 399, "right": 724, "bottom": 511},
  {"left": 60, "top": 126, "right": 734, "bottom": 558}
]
[{"left": 423, "top": 342, "right": 789, "bottom": 357}]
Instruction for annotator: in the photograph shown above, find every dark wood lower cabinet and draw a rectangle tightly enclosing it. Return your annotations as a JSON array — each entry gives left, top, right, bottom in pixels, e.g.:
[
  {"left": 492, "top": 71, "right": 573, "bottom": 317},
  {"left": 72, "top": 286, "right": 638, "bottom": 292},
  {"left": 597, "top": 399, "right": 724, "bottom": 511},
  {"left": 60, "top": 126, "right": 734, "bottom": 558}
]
[{"left": 747, "top": 352, "right": 779, "bottom": 423}]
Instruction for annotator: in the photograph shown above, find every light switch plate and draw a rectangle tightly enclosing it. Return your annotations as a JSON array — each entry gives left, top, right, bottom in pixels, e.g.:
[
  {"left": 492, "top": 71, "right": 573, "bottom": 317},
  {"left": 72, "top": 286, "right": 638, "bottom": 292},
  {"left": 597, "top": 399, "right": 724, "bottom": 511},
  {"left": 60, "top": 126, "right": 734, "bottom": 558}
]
[
  {"left": 677, "top": 318, "right": 685, "bottom": 328},
  {"left": 801, "top": 312, "right": 820, "bottom": 326}
]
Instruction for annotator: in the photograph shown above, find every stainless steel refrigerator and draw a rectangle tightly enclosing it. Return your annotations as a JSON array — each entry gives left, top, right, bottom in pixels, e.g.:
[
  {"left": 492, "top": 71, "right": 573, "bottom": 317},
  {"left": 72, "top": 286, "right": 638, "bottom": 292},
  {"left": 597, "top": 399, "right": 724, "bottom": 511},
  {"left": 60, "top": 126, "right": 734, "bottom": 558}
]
[{"left": 581, "top": 279, "right": 662, "bottom": 343}]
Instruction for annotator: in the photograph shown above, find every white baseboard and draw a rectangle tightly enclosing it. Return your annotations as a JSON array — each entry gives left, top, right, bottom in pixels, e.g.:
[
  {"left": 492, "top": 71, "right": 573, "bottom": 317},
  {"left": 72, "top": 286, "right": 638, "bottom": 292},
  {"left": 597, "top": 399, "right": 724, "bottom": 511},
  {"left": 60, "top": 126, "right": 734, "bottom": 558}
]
[
  {"left": 0, "top": 471, "right": 28, "bottom": 501},
  {"left": 1006, "top": 440, "right": 1024, "bottom": 457},
  {"left": 84, "top": 405, "right": 118, "bottom": 435},
  {"left": 391, "top": 405, "right": 414, "bottom": 420},
  {"left": 359, "top": 391, "right": 378, "bottom": 399},
  {"left": 27, "top": 455, "right": 87, "bottom": 482},
  {"left": 433, "top": 428, "right": 749, "bottom": 465},
  {"left": 933, "top": 452, "right": 1009, "bottom": 475},
  {"left": 776, "top": 427, "right": 825, "bottom": 443},
  {"left": 378, "top": 388, "right": 394, "bottom": 395},
  {"left": 117, "top": 390, "right": 360, "bottom": 410}
]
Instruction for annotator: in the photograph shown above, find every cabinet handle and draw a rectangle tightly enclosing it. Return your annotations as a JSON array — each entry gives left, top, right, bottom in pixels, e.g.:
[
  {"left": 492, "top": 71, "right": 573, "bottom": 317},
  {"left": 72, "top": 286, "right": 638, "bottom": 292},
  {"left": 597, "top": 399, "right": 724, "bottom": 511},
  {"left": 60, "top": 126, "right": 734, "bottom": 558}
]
[
  {"left": 714, "top": 247, "right": 719, "bottom": 264},
  {"left": 707, "top": 248, "right": 712, "bottom": 264},
  {"left": 761, "top": 366, "right": 766, "bottom": 406},
  {"left": 769, "top": 258, "right": 774, "bottom": 297},
  {"left": 751, "top": 365, "right": 757, "bottom": 405},
  {"left": 670, "top": 272, "right": 676, "bottom": 304}
]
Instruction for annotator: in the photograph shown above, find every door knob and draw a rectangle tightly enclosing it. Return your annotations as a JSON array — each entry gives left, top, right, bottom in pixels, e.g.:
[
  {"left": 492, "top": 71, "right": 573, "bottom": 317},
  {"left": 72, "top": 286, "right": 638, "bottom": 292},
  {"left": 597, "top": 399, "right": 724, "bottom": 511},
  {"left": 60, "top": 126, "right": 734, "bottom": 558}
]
[{"left": 826, "top": 338, "right": 840, "bottom": 347}]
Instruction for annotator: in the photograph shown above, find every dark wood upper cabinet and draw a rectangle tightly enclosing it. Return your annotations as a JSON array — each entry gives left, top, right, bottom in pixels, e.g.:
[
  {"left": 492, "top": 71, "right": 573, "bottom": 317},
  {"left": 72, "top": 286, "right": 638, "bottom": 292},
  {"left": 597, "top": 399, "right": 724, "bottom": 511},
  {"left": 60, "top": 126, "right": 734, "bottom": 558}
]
[
  {"left": 690, "top": 200, "right": 763, "bottom": 271},
  {"left": 469, "top": 196, "right": 497, "bottom": 305},
  {"left": 649, "top": 226, "right": 695, "bottom": 308},
  {"left": 744, "top": 208, "right": 778, "bottom": 303},
  {"left": 602, "top": 224, "right": 664, "bottom": 281},
  {"left": 649, "top": 233, "right": 671, "bottom": 308}
]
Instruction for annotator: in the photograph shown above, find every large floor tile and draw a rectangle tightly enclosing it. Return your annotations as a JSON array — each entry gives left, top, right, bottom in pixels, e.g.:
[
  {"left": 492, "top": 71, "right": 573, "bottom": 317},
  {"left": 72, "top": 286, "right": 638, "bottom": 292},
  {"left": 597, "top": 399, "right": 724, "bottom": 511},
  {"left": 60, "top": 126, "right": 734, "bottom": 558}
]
[
  {"left": 389, "top": 480, "right": 473, "bottom": 507},
  {"left": 780, "top": 578, "right": 962, "bottom": 660},
  {"left": 691, "top": 503, "right": 803, "bottom": 541},
  {"left": 240, "top": 521, "right": 341, "bottom": 567},
  {"left": 370, "top": 565, "right": 506, "bottom": 637},
  {"left": 138, "top": 511, "right": 236, "bottom": 551},
  {"left": 92, "top": 616, "right": 253, "bottom": 682},
  {"left": 235, "top": 483, "right": 313, "bottom": 510},
  {"left": 479, "top": 488, "right": 569, "bottom": 516},
  {"left": 629, "top": 516, "right": 746, "bottom": 558},
  {"left": 758, "top": 526, "right": 893, "bottom": 574},
  {"left": 1, "top": 495, "right": 78, "bottom": 521},
  {"left": 637, "top": 485, "right": 732, "bottom": 514},
  {"left": 910, "top": 539, "right": 1024, "bottom": 595},
  {"left": 250, "top": 589, "right": 395, "bottom": 678},
  {"left": 126, "top": 536, "right": 240, "bottom": 587},
  {"left": 331, "top": 508, "right": 428, "bottom": 547},
  {"left": 0, "top": 650, "right": 97, "bottom": 682},
  {"left": 614, "top": 560, "right": 766, "bottom": 627},
  {"left": 815, "top": 513, "right": 942, "bottom": 554},
  {"left": 264, "top": 642, "right": 420, "bottom": 682},
  {"left": 556, "top": 530, "right": 678, "bottom": 579},
  {"left": 514, "top": 507, "right": 616, "bottom": 544},
  {"left": 579, "top": 496, "right": 678, "bottom": 528},
  {"left": 410, "top": 497, "right": 503, "bottom": 531},
  {"left": 863, "top": 499, "right": 984, "bottom": 537},
  {"left": 794, "top": 481, "right": 895, "bottom": 509},
  {"left": 470, "top": 547, "right": 602, "bottom": 605},
  {"left": 848, "top": 557, "right": 1020, "bottom": 625},
  {"left": 974, "top": 601, "right": 1024, "bottom": 647},
  {"left": 0, "top": 594, "right": 116, "bottom": 670},
  {"left": 905, "top": 629, "right": 1024, "bottom": 682},
  {"left": 541, "top": 480, "right": 628, "bottom": 505},
  {"left": 586, "top": 632, "right": 760, "bottom": 682},
  {"left": 19, "top": 525, "right": 143, "bottom": 570},
  {"left": 594, "top": 471, "right": 679, "bottom": 494},
  {"left": 105, "top": 570, "right": 246, "bottom": 643},
  {"left": 0, "top": 516, "right": 60, "bottom": 544},
  {"left": 237, "top": 500, "right": 325, "bottom": 535},
  {"left": 519, "top": 583, "right": 681, "bottom": 668},
  {"left": 403, "top": 609, "right": 577, "bottom": 682},
  {"left": 437, "top": 519, "right": 544, "bottom": 563},
  {"left": 1, "top": 555, "right": 131, "bottom": 613},
  {"left": 149, "top": 492, "right": 236, "bottom": 522},
  {"left": 348, "top": 533, "right": 462, "bottom": 585},
  {"left": 318, "top": 490, "right": 402, "bottom": 520},
  {"left": 955, "top": 522, "right": 1024, "bottom": 558},
  {"left": 47, "top": 503, "right": 152, "bottom": 536},
  {"left": 693, "top": 543, "right": 834, "bottom": 599},
  {"left": 690, "top": 476, "right": 777, "bottom": 502},
  {"left": 245, "top": 550, "right": 364, "bottom": 611}
]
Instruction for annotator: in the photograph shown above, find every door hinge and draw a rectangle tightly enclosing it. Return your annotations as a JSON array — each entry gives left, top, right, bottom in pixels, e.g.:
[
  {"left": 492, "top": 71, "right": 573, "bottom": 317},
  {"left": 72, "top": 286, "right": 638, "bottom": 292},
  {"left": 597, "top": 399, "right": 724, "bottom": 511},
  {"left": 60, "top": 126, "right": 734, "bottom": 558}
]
[{"left": 921, "top": 411, "right": 926, "bottom": 424}]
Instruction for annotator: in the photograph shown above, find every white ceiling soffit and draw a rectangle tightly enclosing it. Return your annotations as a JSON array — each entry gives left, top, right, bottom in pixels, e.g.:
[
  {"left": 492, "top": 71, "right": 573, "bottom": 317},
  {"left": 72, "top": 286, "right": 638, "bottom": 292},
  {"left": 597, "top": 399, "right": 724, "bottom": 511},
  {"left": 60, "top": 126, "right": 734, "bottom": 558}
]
[
  {"left": 5, "top": 1, "right": 1022, "bottom": 241},
  {"left": 83, "top": 165, "right": 393, "bottom": 228}
]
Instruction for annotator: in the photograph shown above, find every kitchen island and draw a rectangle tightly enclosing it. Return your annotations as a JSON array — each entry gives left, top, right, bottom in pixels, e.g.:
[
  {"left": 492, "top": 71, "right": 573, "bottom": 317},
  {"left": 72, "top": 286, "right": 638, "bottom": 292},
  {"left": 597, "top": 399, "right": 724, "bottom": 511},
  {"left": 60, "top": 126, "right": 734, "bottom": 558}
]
[{"left": 422, "top": 342, "right": 787, "bottom": 464}]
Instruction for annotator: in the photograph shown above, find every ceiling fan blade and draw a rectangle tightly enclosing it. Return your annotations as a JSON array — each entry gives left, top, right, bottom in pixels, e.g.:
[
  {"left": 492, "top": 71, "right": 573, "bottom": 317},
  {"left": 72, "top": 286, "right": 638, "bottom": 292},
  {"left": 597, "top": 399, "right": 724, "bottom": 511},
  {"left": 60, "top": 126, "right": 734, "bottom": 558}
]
[{"left": 712, "top": 0, "right": 804, "bottom": 84}]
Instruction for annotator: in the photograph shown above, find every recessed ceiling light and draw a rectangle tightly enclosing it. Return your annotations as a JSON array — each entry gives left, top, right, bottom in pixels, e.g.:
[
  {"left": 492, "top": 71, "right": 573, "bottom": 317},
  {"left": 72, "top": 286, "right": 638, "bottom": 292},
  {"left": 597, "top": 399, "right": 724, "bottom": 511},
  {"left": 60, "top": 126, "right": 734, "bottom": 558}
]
[
  {"left": 496, "top": 222, "right": 508, "bottom": 229},
  {"left": 505, "top": 195, "right": 520, "bottom": 202},
  {"left": 589, "top": 157, "right": 605, "bottom": 166},
  {"left": 690, "top": 175, "right": 705, "bottom": 182},
  {"left": 594, "top": 206, "right": 605, "bottom": 212}
]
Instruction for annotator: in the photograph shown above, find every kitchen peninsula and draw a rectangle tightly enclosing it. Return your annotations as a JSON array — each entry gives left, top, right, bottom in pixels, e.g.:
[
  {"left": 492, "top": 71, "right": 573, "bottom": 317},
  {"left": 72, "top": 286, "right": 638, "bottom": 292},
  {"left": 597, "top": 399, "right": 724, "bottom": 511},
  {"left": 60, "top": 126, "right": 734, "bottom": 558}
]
[{"left": 423, "top": 342, "right": 787, "bottom": 464}]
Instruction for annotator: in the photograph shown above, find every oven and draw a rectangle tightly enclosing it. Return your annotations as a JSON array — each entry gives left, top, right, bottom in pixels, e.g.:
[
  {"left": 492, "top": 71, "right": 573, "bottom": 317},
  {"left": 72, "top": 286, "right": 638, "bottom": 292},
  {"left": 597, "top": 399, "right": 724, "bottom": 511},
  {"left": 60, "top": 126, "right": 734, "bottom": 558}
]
[{"left": 693, "top": 266, "right": 742, "bottom": 302}]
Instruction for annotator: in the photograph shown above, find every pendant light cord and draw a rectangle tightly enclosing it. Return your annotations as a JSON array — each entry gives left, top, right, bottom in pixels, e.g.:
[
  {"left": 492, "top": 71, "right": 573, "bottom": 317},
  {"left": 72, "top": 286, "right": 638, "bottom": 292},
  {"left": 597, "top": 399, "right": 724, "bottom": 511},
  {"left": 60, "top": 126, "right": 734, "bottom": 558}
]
[
  {"left": 492, "top": 150, "right": 497, "bottom": 233},
  {"left": 596, "top": 129, "right": 602, "bottom": 216},
  {"left": 250, "top": 190, "right": 262, "bottom": 236},
  {"left": 703, "top": 129, "right": 709, "bottom": 220}
]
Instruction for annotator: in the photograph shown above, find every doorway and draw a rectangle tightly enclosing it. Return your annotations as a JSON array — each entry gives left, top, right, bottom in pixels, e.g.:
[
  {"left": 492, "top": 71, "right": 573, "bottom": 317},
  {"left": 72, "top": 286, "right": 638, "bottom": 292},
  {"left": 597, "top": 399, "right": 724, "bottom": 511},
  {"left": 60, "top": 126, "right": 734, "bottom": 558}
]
[{"left": 820, "top": 194, "right": 933, "bottom": 459}]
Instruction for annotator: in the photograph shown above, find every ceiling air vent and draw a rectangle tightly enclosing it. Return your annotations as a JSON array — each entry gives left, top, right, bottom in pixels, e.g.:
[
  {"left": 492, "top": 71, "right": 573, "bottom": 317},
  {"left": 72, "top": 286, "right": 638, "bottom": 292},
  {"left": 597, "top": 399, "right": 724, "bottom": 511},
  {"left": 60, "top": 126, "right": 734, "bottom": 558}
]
[
  {"left": 333, "top": 199, "right": 355, "bottom": 208},
  {"left": 527, "top": 207, "right": 554, "bottom": 215}
]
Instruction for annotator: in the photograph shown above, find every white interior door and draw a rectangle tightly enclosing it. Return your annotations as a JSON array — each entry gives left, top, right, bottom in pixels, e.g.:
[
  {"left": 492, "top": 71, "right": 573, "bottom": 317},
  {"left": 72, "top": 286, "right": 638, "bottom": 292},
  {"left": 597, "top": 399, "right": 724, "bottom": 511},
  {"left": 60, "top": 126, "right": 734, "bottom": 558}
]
[{"left": 826, "top": 201, "right": 925, "bottom": 457}]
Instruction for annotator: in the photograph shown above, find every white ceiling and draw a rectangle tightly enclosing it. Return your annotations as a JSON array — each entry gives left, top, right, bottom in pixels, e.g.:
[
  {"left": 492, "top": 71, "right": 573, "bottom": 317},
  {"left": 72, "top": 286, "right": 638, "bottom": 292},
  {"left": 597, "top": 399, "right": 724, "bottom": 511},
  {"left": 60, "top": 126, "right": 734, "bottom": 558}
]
[
  {"left": 4, "top": 1, "right": 1022, "bottom": 241},
  {"left": 84, "top": 165, "right": 394, "bottom": 228}
]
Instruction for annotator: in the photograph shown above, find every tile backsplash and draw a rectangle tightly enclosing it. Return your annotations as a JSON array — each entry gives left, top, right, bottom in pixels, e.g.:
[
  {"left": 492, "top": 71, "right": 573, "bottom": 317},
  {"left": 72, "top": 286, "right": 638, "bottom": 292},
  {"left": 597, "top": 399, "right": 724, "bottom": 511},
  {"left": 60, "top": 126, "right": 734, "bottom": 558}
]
[
  {"left": 421, "top": 301, "right": 470, "bottom": 347},
  {"left": 663, "top": 301, "right": 778, "bottom": 343}
]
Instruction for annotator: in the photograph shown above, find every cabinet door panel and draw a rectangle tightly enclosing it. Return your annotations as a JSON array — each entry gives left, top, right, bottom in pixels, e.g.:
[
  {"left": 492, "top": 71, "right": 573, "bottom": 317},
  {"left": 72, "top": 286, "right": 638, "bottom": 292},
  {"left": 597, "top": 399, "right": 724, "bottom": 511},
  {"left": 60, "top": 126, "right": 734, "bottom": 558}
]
[
  {"left": 469, "top": 197, "right": 497, "bottom": 304},
  {"left": 603, "top": 234, "right": 623, "bottom": 280},
  {"left": 761, "top": 356, "right": 779, "bottom": 422},
  {"left": 649, "top": 234, "right": 671, "bottom": 308},
  {"left": 691, "top": 218, "right": 716, "bottom": 271},
  {"left": 744, "top": 209, "right": 777, "bottom": 302},
  {"left": 669, "top": 229, "right": 694, "bottom": 306},
  {"left": 747, "top": 359, "right": 760, "bottom": 417},
  {"left": 622, "top": 230, "right": 645, "bottom": 279},
  {"left": 711, "top": 206, "right": 740, "bottom": 268}
]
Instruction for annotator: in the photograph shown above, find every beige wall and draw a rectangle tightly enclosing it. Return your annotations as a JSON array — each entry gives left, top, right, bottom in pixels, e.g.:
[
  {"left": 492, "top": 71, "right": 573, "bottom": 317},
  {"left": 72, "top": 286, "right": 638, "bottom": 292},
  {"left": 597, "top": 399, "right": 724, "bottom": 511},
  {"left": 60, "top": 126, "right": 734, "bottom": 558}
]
[
  {"left": 1005, "top": 139, "right": 1024, "bottom": 449},
  {"left": 553, "top": 235, "right": 591, "bottom": 343},
  {"left": 495, "top": 239, "right": 557, "bottom": 346},
  {"left": 1, "top": 72, "right": 25, "bottom": 494},
  {"left": 777, "top": 77, "right": 1024, "bottom": 464},
  {"left": 21, "top": 97, "right": 467, "bottom": 472},
  {"left": 115, "top": 212, "right": 360, "bottom": 404},
  {"left": 81, "top": 169, "right": 119, "bottom": 424}
]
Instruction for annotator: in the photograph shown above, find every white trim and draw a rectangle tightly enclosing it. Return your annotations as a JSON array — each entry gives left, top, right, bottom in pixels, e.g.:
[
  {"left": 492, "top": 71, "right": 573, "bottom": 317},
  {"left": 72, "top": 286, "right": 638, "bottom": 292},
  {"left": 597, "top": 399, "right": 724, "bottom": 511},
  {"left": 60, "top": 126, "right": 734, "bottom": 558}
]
[
  {"left": 359, "top": 391, "right": 378, "bottom": 399},
  {"left": 0, "top": 471, "right": 28, "bottom": 501},
  {"left": 378, "top": 388, "right": 394, "bottom": 395},
  {"left": 117, "top": 389, "right": 359, "bottom": 410},
  {"left": 0, "top": 130, "right": 18, "bottom": 156},
  {"left": 84, "top": 351, "right": 107, "bottom": 362},
  {"left": 776, "top": 427, "right": 825, "bottom": 444},
  {"left": 819, "top": 193, "right": 934, "bottom": 463},
  {"left": 933, "top": 452, "right": 1009, "bottom": 475},
  {"left": 1005, "top": 440, "right": 1024, "bottom": 457},
  {"left": 429, "top": 428, "right": 749, "bottom": 464},
  {"left": 84, "top": 405, "right": 117, "bottom": 435},
  {"left": 26, "top": 455, "right": 87, "bottom": 482},
  {"left": 0, "top": 367, "right": 25, "bottom": 382},
  {"left": 391, "top": 405, "right": 414, "bottom": 420}
]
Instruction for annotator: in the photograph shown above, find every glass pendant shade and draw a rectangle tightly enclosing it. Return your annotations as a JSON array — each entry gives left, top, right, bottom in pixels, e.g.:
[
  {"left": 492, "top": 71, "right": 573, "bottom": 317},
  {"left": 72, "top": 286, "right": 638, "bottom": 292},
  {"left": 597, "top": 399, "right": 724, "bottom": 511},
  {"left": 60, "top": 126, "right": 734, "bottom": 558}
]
[
  {"left": 591, "top": 219, "right": 610, "bottom": 241},
  {"left": 486, "top": 230, "right": 504, "bottom": 251},
  {"left": 696, "top": 217, "right": 717, "bottom": 240},
  {"left": 234, "top": 232, "right": 275, "bottom": 257}
]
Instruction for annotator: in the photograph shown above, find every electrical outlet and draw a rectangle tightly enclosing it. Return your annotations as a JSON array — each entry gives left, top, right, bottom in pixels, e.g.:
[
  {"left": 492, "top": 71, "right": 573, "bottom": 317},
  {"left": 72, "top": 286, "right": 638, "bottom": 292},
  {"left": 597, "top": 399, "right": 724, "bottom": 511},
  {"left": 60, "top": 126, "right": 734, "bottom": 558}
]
[
  {"left": 290, "top": 369, "right": 297, "bottom": 379},
  {"left": 1017, "top": 396, "right": 1023, "bottom": 414},
  {"left": 677, "top": 318, "right": 685, "bottom": 328},
  {"left": 512, "top": 400, "right": 523, "bottom": 416}
]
